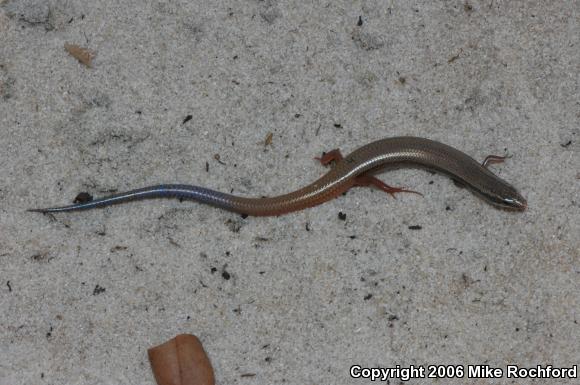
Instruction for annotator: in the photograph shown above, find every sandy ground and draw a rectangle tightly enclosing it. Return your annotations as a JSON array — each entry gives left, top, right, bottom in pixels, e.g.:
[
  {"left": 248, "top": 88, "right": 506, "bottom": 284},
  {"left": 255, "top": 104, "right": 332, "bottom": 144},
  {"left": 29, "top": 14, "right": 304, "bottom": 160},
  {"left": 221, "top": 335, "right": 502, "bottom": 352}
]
[{"left": 1, "top": 0, "right": 578, "bottom": 384}]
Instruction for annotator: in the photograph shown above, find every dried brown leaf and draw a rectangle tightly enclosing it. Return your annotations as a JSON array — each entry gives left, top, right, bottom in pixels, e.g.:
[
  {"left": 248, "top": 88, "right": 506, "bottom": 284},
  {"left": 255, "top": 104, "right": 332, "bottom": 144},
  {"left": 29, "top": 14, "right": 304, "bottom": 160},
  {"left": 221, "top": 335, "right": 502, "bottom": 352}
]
[
  {"left": 148, "top": 334, "right": 215, "bottom": 385},
  {"left": 264, "top": 132, "right": 273, "bottom": 146},
  {"left": 64, "top": 43, "right": 95, "bottom": 68}
]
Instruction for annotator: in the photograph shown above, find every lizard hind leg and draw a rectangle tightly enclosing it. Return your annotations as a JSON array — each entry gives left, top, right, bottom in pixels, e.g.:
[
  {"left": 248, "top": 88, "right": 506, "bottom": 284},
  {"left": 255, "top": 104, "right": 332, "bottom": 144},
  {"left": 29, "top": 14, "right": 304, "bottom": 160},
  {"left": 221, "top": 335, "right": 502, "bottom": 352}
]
[
  {"left": 315, "top": 148, "right": 422, "bottom": 199},
  {"left": 354, "top": 175, "right": 423, "bottom": 199}
]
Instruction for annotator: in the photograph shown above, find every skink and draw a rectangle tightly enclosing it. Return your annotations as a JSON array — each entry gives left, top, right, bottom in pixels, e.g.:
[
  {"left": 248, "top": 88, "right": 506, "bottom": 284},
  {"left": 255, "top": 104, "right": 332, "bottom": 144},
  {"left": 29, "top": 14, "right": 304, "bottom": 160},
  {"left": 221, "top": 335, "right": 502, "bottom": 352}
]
[{"left": 29, "top": 136, "right": 527, "bottom": 216}]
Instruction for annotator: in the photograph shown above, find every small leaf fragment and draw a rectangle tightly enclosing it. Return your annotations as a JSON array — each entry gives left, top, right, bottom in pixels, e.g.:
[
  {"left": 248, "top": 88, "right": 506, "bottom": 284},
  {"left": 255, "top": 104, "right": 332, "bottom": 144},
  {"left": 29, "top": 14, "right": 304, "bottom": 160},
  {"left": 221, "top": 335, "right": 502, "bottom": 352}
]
[
  {"left": 264, "top": 132, "right": 273, "bottom": 146},
  {"left": 64, "top": 43, "right": 95, "bottom": 67}
]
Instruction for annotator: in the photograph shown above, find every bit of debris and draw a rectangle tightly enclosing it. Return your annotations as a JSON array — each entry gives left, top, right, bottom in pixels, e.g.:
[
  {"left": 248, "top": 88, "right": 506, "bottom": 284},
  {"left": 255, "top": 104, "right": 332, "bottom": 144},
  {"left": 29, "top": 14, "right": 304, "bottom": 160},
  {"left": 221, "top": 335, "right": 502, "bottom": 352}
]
[
  {"left": 351, "top": 30, "right": 384, "bottom": 51},
  {"left": 182, "top": 114, "right": 193, "bottom": 124},
  {"left": 448, "top": 48, "right": 463, "bottom": 63},
  {"left": 93, "top": 284, "right": 106, "bottom": 295},
  {"left": 357, "top": 16, "right": 363, "bottom": 26},
  {"left": 408, "top": 225, "right": 422, "bottom": 230},
  {"left": 167, "top": 237, "right": 181, "bottom": 248},
  {"left": 225, "top": 218, "right": 243, "bottom": 233},
  {"left": 315, "top": 124, "right": 322, "bottom": 136},
  {"left": 214, "top": 154, "right": 226, "bottom": 165},
  {"left": 338, "top": 212, "right": 347, "bottom": 221},
  {"left": 64, "top": 43, "right": 95, "bottom": 68},
  {"left": 30, "top": 251, "right": 50, "bottom": 262},
  {"left": 264, "top": 132, "right": 273, "bottom": 146},
  {"left": 73, "top": 192, "right": 93, "bottom": 204},
  {"left": 241, "top": 373, "right": 256, "bottom": 378}
]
